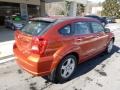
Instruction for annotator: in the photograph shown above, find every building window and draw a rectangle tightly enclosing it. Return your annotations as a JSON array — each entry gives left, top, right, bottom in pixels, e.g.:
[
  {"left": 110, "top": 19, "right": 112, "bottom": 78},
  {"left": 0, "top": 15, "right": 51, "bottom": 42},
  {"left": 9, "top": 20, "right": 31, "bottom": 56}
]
[{"left": 28, "top": 5, "right": 40, "bottom": 17}]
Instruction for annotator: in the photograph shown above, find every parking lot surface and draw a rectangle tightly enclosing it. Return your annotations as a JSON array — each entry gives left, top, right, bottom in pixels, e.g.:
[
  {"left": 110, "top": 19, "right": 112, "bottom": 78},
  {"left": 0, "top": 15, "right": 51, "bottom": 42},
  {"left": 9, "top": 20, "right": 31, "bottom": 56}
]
[
  {"left": 0, "top": 26, "right": 14, "bottom": 63},
  {"left": 0, "top": 24, "right": 120, "bottom": 90},
  {"left": 0, "top": 26, "right": 14, "bottom": 42}
]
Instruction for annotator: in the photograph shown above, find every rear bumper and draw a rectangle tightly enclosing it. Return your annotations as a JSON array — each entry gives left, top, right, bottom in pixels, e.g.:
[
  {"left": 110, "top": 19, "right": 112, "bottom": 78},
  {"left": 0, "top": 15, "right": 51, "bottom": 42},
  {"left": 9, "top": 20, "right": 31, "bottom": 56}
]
[{"left": 13, "top": 44, "right": 53, "bottom": 76}]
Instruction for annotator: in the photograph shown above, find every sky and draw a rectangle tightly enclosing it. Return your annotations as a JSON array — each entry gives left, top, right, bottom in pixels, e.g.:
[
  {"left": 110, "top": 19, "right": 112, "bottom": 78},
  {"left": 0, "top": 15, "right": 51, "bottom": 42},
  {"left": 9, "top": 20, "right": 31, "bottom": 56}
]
[{"left": 88, "top": 0, "right": 105, "bottom": 3}]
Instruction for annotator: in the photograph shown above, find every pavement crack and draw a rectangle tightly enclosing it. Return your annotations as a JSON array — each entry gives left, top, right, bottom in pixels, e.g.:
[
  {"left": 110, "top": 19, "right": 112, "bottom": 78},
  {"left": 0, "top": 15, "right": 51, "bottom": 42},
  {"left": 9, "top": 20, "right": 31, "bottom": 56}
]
[
  {"left": 29, "top": 82, "right": 37, "bottom": 90},
  {"left": 30, "top": 82, "right": 37, "bottom": 86},
  {"left": 73, "top": 87, "right": 82, "bottom": 90},
  {"left": 86, "top": 76, "right": 93, "bottom": 81},
  {"left": 40, "top": 81, "right": 53, "bottom": 90},
  {"left": 30, "top": 86, "right": 37, "bottom": 90},
  {"left": 101, "top": 64, "right": 106, "bottom": 69},
  {"left": 96, "top": 82, "right": 103, "bottom": 87},
  {"left": 95, "top": 69, "right": 107, "bottom": 76},
  {"left": 25, "top": 76, "right": 35, "bottom": 81},
  {"left": 3, "top": 71, "right": 11, "bottom": 75},
  {"left": 17, "top": 69, "right": 23, "bottom": 74}
]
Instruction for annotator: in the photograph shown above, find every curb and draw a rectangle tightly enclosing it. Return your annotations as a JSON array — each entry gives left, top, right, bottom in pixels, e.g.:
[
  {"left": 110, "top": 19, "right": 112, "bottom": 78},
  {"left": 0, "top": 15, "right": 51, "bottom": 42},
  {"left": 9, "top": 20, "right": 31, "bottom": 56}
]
[
  {"left": 0, "top": 40, "right": 15, "bottom": 64},
  {"left": 0, "top": 54, "right": 15, "bottom": 64},
  {"left": 0, "top": 40, "right": 15, "bottom": 46},
  {"left": 0, "top": 57, "right": 15, "bottom": 64}
]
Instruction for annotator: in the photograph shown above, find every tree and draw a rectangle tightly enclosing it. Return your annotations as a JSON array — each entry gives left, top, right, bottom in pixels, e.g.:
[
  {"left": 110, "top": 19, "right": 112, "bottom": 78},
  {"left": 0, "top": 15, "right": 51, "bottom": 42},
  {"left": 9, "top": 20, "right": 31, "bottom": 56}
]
[
  {"left": 77, "top": 4, "right": 85, "bottom": 16},
  {"left": 65, "top": 1, "right": 85, "bottom": 16},
  {"left": 65, "top": 1, "right": 71, "bottom": 16},
  {"left": 101, "top": 0, "right": 120, "bottom": 18}
]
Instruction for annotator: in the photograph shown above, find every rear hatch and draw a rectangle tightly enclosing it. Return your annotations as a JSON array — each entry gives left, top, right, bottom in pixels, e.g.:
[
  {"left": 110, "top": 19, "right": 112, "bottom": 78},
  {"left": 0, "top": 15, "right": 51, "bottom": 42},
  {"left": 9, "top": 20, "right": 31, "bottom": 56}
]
[
  {"left": 15, "top": 19, "right": 55, "bottom": 55},
  {"left": 15, "top": 30, "right": 32, "bottom": 54}
]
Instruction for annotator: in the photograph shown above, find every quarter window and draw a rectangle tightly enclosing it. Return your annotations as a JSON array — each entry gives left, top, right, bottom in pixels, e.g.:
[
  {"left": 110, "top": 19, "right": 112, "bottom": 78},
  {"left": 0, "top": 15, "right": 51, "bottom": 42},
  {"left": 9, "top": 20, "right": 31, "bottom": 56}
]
[
  {"left": 74, "top": 22, "right": 91, "bottom": 35},
  {"left": 91, "top": 22, "right": 105, "bottom": 33}
]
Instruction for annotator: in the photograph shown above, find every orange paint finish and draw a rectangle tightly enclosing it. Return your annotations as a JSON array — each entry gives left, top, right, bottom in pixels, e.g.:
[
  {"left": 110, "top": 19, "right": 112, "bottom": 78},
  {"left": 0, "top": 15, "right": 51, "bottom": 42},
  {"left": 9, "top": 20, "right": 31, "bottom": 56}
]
[{"left": 13, "top": 43, "right": 53, "bottom": 76}]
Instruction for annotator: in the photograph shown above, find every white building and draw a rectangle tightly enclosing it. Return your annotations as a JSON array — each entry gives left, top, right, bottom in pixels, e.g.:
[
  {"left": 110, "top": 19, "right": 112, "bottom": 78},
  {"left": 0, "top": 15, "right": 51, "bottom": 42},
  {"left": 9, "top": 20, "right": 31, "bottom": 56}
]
[
  {"left": 91, "top": 6, "right": 103, "bottom": 15},
  {"left": 66, "top": 0, "right": 87, "bottom": 16}
]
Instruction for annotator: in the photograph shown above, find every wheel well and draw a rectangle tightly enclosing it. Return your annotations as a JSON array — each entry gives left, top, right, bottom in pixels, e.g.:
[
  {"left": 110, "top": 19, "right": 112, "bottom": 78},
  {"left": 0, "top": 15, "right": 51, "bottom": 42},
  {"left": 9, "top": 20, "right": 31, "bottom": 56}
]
[{"left": 64, "top": 52, "right": 79, "bottom": 64}]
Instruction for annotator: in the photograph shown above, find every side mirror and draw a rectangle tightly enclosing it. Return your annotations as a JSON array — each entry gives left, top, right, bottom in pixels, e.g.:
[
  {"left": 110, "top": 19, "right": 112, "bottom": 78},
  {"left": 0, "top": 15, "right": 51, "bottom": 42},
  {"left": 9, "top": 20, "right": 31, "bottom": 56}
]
[{"left": 105, "top": 28, "right": 110, "bottom": 33}]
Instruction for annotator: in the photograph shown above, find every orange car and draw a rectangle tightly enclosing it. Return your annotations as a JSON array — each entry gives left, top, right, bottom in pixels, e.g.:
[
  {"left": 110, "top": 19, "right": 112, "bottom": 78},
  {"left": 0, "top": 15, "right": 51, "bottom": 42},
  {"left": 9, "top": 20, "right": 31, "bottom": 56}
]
[{"left": 13, "top": 17, "right": 115, "bottom": 82}]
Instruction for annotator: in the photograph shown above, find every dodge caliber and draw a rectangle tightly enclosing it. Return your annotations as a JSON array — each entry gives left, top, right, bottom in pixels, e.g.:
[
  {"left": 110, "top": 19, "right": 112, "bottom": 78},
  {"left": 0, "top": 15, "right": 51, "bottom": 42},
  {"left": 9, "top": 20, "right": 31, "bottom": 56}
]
[{"left": 13, "top": 17, "right": 115, "bottom": 83}]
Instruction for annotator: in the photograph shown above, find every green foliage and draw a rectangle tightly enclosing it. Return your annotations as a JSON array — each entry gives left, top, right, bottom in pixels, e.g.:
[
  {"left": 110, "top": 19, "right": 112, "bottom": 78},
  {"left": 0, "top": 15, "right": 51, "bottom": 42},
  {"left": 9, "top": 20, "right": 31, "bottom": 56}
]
[{"left": 102, "top": 0, "right": 120, "bottom": 18}]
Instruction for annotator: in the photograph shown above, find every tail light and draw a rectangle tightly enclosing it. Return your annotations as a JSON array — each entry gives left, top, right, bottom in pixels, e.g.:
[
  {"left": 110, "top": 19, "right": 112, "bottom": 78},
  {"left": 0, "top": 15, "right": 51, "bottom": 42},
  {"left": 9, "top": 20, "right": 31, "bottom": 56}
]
[
  {"left": 31, "top": 37, "right": 47, "bottom": 56},
  {"left": 13, "top": 43, "right": 17, "bottom": 49}
]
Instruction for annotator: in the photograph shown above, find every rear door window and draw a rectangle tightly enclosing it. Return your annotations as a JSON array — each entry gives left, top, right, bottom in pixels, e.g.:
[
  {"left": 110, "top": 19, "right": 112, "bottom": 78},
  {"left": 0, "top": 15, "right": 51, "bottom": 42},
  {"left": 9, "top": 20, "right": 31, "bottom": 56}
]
[
  {"left": 74, "top": 22, "right": 91, "bottom": 35},
  {"left": 21, "top": 21, "right": 52, "bottom": 36},
  {"left": 91, "top": 22, "right": 105, "bottom": 33},
  {"left": 59, "top": 25, "right": 73, "bottom": 35}
]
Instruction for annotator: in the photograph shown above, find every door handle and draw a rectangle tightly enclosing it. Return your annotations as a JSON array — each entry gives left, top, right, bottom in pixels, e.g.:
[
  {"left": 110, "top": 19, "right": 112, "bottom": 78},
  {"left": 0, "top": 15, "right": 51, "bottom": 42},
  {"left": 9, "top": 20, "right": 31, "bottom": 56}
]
[
  {"left": 97, "top": 33, "right": 101, "bottom": 36},
  {"left": 82, "top": 36, "right": 95, "bottom": 39},
  {"left": 76, "top": 38, "right": 83, "bottom": 41},
  {"left": 96, "top": 34, "right": 100, "bottom": 38}
]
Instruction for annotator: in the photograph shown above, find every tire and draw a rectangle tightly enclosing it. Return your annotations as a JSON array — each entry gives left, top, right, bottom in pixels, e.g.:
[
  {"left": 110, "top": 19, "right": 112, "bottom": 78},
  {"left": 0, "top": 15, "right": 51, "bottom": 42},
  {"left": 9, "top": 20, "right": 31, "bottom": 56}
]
[
  {"left": 55, "top": 55, "right": 77, "bottom": 83},
  {"left": 106, "top": 39, "right": 114, "bottom": 54}
]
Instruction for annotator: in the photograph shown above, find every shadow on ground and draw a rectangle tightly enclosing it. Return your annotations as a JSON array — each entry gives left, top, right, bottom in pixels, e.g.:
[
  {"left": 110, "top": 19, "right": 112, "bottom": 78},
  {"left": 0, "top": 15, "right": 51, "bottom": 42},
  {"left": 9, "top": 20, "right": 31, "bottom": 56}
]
[
  {"left": 0, "top": 26, "right": 14, "bottom": 42},
  {"left": 72, "top": 45, "right": 120, "bottom": 80},
  {"left": 43, "top": 45, "right": 120, "bottom": 84}
]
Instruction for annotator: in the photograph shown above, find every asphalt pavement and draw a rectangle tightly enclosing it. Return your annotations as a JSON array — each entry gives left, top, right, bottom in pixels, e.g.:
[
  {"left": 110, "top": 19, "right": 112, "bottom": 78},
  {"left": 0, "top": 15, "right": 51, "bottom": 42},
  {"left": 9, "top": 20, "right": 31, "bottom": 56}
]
[{"left": 0, "top": 26, "right": 15, "bottom": 63}]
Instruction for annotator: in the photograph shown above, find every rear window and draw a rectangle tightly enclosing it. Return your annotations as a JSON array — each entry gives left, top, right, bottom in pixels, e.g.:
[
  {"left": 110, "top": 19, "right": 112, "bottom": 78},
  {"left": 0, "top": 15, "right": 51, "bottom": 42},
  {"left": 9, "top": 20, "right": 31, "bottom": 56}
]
[{"left": 21, "top": 21, "right": 52, "bottom": 36}]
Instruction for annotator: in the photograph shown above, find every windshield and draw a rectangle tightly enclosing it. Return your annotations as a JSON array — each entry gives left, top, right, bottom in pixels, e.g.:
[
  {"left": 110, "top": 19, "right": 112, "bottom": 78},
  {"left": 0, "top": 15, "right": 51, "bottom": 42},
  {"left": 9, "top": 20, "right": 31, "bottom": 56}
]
[{"left": 21, "top": 21, "right": 52, "bottom": 36}]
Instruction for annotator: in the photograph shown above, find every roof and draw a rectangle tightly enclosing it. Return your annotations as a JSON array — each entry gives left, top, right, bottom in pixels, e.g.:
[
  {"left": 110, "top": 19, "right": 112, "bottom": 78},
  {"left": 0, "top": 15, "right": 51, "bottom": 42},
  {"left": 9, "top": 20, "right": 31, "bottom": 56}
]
[
  {"left": 31, "top": 16, "right": 98, "bottom": 23},
  {"left": 30, "top": 17, "right": 57, "bottom": 23}
]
